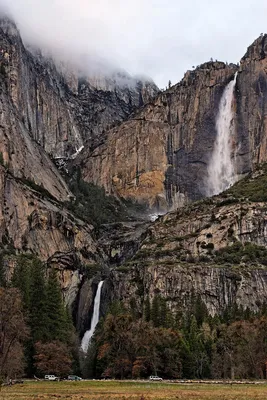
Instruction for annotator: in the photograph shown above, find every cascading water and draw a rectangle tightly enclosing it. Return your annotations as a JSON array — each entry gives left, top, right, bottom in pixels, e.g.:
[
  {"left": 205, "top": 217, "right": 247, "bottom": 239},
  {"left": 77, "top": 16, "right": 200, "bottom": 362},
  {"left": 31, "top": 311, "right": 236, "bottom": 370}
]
[
  {"left": 206, "top": 72, "right": 238, "bottom": 196},
  {"left": 81, "top": 280, "right": 104, "bottom": 354}
]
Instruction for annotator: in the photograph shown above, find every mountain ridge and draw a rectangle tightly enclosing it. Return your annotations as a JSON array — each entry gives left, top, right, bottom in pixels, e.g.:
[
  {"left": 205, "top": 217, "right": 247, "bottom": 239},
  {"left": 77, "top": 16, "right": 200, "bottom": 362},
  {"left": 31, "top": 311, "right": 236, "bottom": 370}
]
[{"left": 2, "top": 16, "right": 267, "bottom": 340}]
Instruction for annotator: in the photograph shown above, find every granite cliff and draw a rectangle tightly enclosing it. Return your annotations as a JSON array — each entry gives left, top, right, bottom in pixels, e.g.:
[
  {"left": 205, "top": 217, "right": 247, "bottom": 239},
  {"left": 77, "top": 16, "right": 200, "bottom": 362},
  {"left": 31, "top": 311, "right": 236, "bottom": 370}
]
[
  {"left": 0, "top": 16, "right": 158, "bottom": 335},
  {"left": 78, "top": 61, "right": 238, "bottom": 209},
  {"left": 109, "top": 166, "right": 267, "bottom": 317},
  {"left": 3, "top": 16, "right": 267, "bottom": 335},
  {"left": 78, "top": 34, "right": 267, "bottom": 211},
  {"left": 0, "top": 17, "right": 158, "bottom": 160}
]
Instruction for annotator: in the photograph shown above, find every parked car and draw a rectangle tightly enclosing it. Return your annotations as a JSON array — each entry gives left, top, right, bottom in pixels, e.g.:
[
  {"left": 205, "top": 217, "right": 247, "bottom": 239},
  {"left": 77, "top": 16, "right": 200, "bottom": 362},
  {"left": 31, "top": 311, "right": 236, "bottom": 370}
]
[
  {"left": 44, "top": 375, "right": 59, "bottom": 381},
  {"left": 149, "top": 375, "right": 163, "bottom": 381},
  {"left": 67, "top": 375, "right": 82, "bottom": 381}
]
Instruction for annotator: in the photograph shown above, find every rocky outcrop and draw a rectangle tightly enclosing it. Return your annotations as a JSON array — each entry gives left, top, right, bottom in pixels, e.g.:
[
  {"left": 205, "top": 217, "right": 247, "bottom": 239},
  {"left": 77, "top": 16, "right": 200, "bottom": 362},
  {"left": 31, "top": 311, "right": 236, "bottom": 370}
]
[
  {"left": 113, "top": 265, "right": 267, "bottom": 317},
  {"left": 66, "top": 71, "right": 159, "bottom": 151},
  {"left": 78, "top": 62, "right": 238, "bottom": 209},
  {"left": 0, "top": 165, "right": 106, "bottom": 310},
  {"left": 75, "top": 220, "right": 151, "bottom": 334},
  {"left": 110, "top": 173, "right": 267, "bottom": 316},
  {"left": 97, "top": 221, "right": 150, "bottom": 266}
]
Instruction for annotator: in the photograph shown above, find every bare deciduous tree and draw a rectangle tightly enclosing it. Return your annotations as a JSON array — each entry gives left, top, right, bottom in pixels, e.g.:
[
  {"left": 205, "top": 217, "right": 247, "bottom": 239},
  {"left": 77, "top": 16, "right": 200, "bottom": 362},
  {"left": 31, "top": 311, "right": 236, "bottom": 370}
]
[
  {"left": 34, "top": 341, "right": 72, "bottom": 377},
  {"left": 0, "top": 288, "right": 28, "bottom": 378}
]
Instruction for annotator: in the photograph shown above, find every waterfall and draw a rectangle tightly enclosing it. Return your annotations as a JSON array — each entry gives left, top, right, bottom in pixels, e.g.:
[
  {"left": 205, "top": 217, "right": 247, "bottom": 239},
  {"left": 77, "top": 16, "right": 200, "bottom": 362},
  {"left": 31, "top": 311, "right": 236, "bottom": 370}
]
[
  {"left": 81, "top": 280, "right": 104, "bottom": 354},
  {"left": 206, "top": 72, "right": 238, "bottom": 196}
]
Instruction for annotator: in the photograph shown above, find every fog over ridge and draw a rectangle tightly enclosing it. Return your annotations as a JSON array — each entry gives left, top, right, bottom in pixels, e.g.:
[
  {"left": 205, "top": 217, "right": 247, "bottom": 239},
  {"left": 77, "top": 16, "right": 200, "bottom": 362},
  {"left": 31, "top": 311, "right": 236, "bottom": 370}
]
[{"left": 0, "top": 0, "right": 267, "bottom": 87}]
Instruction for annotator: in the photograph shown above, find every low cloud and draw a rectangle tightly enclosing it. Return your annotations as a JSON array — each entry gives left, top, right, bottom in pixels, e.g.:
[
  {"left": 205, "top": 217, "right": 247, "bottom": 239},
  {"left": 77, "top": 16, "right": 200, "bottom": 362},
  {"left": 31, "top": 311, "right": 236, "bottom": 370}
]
[{"left": 0, "top": 0, "right": 267, "bottom": 87}]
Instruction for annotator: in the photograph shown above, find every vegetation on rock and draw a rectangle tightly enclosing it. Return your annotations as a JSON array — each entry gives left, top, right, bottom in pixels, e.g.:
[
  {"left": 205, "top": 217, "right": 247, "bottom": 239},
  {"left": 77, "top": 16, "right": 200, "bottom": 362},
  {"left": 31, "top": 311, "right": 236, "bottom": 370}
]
[
  {"left": 65, "top": 167, "right": 147, "bottom": 227},
  {"left": 227, "top": 164, "right": 267, "bottom": 202}
]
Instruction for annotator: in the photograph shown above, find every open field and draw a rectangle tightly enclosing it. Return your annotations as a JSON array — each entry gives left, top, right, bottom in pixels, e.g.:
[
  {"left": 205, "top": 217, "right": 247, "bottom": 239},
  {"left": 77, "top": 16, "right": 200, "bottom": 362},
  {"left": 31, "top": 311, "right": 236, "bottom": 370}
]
[{"left": 1, "top": 380, "right": 267, "bottom": 400}]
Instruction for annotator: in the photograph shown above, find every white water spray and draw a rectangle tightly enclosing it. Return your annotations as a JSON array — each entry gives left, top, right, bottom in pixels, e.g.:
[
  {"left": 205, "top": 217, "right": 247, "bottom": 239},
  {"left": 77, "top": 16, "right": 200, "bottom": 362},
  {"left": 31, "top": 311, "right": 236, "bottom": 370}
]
[
  {"left": 81, "top": 280, "right": 104, "bottom": 354},
  {"left": 207, "top": 72, "right": 238, "bottom": 196}
]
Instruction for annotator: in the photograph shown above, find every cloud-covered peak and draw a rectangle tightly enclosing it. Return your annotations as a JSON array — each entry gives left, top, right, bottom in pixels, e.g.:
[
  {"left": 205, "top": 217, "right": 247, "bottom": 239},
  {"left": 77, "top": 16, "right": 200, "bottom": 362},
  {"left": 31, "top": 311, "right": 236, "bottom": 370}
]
[{"left": 1, "top": 0, "right": 267, "bottom": 87}]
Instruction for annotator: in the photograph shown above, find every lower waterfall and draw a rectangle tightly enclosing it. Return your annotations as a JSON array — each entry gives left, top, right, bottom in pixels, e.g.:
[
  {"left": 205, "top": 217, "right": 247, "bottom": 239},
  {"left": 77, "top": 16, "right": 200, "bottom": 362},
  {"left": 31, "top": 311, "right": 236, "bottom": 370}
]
[
  {"left": 206, "top": 72, "right": 238, "bottom": 196},
  {"left": 81, "top": 280, "right": 104, "bottom": 354}
]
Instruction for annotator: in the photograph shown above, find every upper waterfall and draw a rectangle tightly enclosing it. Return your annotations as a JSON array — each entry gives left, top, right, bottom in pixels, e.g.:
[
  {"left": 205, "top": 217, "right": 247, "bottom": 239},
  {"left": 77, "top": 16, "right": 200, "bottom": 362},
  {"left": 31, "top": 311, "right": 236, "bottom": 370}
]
[
  {"left": 81, "top": 280, "right": 104, "bottom": 354},
  {"left": 206, "top": 72, "right": 238, "bottom": 196}
]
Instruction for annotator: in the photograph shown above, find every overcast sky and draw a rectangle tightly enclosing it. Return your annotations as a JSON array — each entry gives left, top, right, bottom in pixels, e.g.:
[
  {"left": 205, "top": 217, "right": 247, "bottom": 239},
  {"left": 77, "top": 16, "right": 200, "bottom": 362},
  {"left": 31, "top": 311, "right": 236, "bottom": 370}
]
[{"left": 1, "top": 0, "right": 267, "bottom": 87}]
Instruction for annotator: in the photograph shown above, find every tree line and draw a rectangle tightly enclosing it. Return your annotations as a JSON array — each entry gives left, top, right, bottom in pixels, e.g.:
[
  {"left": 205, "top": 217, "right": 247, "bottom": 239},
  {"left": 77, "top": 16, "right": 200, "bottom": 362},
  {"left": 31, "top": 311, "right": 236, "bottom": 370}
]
[
  {"left": 83, "top": 296, "right": 267, "bottom": 380},
  {"left": 0, "top": 254, "right": 77, "bottom": 379},
  {"left": 1, "top": 255, "right": 267, "bottom": 380}
]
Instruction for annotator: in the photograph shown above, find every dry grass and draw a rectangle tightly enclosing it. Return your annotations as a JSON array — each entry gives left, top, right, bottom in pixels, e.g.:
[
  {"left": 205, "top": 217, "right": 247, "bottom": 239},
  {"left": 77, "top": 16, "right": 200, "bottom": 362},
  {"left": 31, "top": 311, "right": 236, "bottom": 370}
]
[{"left": 1, "top": 380, "right": 267, "bottom": 400}]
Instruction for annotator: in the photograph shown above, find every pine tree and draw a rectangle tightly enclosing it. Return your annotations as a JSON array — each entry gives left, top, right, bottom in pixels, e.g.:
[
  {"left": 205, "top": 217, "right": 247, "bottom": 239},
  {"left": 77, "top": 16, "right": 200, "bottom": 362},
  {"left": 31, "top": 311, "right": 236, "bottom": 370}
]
[
  {"left": 0, "top": 254, "right": 6, "bottom": 287},
  {"left": 159, "top": 297, "right": 167, "bottom": 327},
  {"left": 194, "top": 295, "right": 208, "bottom": 327},
  {"left": 129, "top": 297, "right": 139, "bottom": 319},
  {"left": 12, "top": 255, "right": 32, "bottom": 310},
  {"left": 188, "top": 316, "right": 199, "bottom": 352},
  {"left": 144, "top": 297, "right": 151, "bottom": 322},
  {"left": 165, "top": 308, "right": 175, "bottom": 329},
  {"left": 29, "top": 258, "right": 48, "bottom": 342},
  {"left": 151, "top": 295, "right": 160, "bottom": 327},
  {"left": 45, "top": 268, "right": 69, "bottom": 342},
  {"left": 11, "top": 255, "right": 48, "bottom": 376}
]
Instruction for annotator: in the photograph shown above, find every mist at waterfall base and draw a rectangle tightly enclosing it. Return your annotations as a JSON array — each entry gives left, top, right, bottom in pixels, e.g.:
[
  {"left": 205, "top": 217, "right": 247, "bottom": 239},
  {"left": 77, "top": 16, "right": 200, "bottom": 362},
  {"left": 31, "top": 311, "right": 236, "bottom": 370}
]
[
  {"left": 206, "top": 72, "right": 238, "bottom": 197},
  {"left": 81, "top": 281, "right": 104, "bottom": 354}
]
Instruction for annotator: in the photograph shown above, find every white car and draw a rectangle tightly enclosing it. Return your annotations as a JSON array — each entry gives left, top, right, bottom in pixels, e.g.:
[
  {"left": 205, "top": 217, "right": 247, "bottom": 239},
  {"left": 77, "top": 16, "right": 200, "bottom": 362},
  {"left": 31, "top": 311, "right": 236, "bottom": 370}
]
[
  {"left": 149, "top": 375, "right": 163, "bottom": 381},
  {"left": 44, "top": 375, "right": 59, "bottom": 381}
]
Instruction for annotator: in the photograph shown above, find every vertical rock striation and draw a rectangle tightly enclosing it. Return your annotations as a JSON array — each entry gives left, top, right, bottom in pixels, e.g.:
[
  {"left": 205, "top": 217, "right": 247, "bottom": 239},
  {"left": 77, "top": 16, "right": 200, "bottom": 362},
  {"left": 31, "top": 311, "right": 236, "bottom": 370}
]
[
  {"left": 236, "top": 34, "right": 267, "bottom": 171},
  {"left": 78, "top": 62, "right": 238, "bottom": 208},
  {"left": 0, "top": 17, "right": 159, "bottom": 160},
  {"left": 78, "top": 35, "right": 267, "bottom": 210},
  {"left": 110, "top": 187, "right": 267, "bottom": 316}
]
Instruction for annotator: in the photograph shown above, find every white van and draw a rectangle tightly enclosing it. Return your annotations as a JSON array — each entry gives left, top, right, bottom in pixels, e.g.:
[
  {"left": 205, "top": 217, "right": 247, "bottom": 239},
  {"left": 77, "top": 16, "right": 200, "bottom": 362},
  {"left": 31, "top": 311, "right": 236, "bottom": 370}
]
[
  {"left": 149, "top": 375, "right": 163, "bottom": 381},
  {"left": 44, "top": 375, "right": 58, "bottom": 381}
]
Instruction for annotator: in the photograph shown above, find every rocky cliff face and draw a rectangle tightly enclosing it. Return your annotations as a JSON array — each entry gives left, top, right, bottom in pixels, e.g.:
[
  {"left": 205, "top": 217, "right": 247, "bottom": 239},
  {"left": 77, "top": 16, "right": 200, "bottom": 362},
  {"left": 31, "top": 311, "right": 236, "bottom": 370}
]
[
  {"left": 78, "top": 34, "right": 267, "bottom": 210},
  {"left": 0, "top": 17, "right": 158, "bottom": 335},
  {"left": 0, "top": 20, "right": 75, "bottom": 202},
  {"left": 64, "top": 70, "right": 159, "bottom": 151},
  {"left": 78, "top": 61, "right": 238, "bottom": 209},
  {"left": 110, "top": 176, "right": 267, "bottom": 316},
  {"left": 3, "top": 15, "right": 267, "bottom": 333},
  {"left": 113, "top": 265, "right": 267, "bottom": 317},
  {"left": 236, "top": 34, "right": 267, "bottom": 170},
  {"left": 0, "top": 18, "right": 109, "bottom": 333},
  {"left": 0, "top": 17, "right": 158, "bottom": 160},
  {"left": 0, "top": 164, "right": 106, "bottom": 308},
  {"left": 0, "top": 18, "right": 83, "bottom": 159}
]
